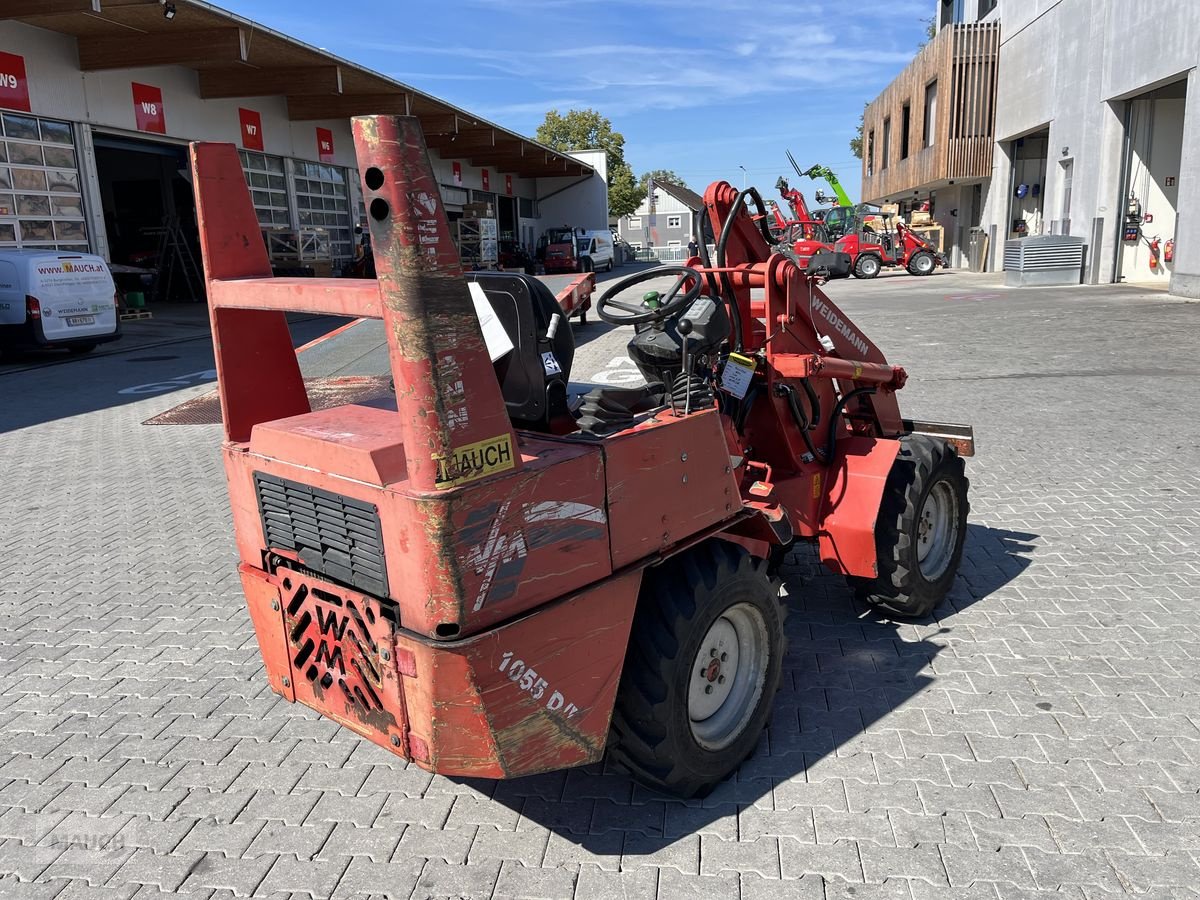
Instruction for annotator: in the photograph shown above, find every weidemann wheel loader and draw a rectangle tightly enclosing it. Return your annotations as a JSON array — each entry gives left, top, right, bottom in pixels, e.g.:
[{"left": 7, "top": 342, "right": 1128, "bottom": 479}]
[{"left": 189, "top": 114, "right": 972, "bottom": 797}]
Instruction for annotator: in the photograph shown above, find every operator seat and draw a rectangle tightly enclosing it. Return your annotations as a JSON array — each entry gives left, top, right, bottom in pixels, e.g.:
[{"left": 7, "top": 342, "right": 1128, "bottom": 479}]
[{"left": 465, "top": 273, "right": 575, "bottom": 432}]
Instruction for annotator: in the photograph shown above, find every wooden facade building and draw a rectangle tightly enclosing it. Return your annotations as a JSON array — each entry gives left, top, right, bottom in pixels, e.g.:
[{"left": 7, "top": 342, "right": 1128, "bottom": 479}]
[{"left": 861, "top": 22, "right": 1001, "bottom": 204}]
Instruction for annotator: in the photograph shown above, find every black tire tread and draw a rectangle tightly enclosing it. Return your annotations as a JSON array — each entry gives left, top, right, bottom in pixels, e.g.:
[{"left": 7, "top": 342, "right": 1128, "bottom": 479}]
[
  {"left": 906, "top": 251, "right": 935, "bottom": 276},
  {"left": 854, "top": 435, "right": 970, "bottom": 618},
  {"left": 853, "top": 255, "right": 880, "bottom": 279},
  {"left": 608, "top": 540, "right": 786, "bottom": 798}
]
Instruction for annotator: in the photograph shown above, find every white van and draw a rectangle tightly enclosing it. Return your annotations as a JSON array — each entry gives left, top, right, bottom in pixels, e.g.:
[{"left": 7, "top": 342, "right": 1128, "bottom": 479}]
[
  {"left": 0, "top": 250, "right": 121, "bottom": 354},
  {"left": 579, "top": 230, "right": 614, "bottom": 273}
]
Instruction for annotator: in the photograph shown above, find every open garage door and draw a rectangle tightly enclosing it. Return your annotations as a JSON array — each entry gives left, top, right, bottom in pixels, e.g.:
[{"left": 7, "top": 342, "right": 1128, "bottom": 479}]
[{"left": 1117, "top": 80, "right": 1186, "bottom": 286}]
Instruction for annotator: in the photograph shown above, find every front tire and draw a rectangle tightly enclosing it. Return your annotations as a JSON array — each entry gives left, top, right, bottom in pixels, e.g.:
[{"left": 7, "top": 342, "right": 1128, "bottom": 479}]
[
  {"left": 852, "top": 435, "right": 969, "bottom": 618},
  {"left": 853, "top": 254, "right": 881, "bottom": 279},
  {"left": 907, "top": 251, "right": 935, "bottom": 276},
  {"left": 609, "top": 540, "right": 786, "bottom": 798}
]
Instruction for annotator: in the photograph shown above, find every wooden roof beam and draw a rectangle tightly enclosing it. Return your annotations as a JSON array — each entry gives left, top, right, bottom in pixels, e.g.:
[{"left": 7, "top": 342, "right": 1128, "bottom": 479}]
[
  {"left": 287, "top": 93, "right": 410, "bottom": 120},
  {"left": 0, "top": 0, "right": 152, "bottom": 17},
  {"left": 425, "top": 130, "right": 502, "bottom": 153},
  {"left": 417, "top": 114, "right": 461, "bottom": 137},
  {"left": 199, "top": 66, "right": 342, "bottom": 99},
  {"left": 78, "top": 27, "right": 247, "bottom": 71}
]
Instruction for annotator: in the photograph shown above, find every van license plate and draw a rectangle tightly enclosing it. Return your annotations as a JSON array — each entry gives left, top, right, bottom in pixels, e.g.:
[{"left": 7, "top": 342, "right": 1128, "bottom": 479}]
[{"left": 66, "top": 315, "right": 95, "bottom": 326}]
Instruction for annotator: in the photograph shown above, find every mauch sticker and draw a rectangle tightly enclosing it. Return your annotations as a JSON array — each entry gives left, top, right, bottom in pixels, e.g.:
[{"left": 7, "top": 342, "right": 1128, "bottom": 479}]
[
  {"left": 433, "top": 433, "right": 515, "bottom": 488},
  {"left": 541, "top": 352, "right": 562, "bottom": 376}
]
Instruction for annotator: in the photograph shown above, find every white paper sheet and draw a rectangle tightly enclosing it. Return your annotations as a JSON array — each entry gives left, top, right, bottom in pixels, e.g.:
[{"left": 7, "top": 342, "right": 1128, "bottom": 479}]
[{"left": 468, "top": 280, "right": 515, "bottom": 362}]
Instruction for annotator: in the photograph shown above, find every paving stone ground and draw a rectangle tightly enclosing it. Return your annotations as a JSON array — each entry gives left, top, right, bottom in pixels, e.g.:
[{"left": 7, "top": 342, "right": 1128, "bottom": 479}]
[{"left": 1, "top": 269, "right": 1199, "bottom": 899}]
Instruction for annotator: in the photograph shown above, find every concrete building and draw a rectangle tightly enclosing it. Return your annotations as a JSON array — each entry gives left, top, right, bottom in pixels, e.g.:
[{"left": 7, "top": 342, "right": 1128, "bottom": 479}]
[
  {"left": 862, "top": 0, "right": 1199, "bottom": 297},
  {"left": 615, "top": 180, "right": 704, "bottom": 256},
  {"left": 0, "top": 0, "right": 606, "bottom": 289}
]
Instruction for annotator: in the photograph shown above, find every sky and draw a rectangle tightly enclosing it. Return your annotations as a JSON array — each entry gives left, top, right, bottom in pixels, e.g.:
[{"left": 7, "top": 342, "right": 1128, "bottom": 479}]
[{"left": 221, "top": 0, "right": 934, "bottom": 201}]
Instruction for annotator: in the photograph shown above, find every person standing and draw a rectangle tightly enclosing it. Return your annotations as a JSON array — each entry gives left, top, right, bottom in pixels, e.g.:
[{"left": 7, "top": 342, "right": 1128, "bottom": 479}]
[{"left": 687, "top": 237, "right": 698, "bottom": 259}]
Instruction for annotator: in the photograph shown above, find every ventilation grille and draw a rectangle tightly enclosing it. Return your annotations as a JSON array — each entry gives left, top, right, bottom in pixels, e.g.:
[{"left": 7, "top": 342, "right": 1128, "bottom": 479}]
[
  {"left": 288, "top": 583, "right": 387, "bottom": 719},
  {"left": 254, "top": 472, "right": 387, "bottom": 596}
]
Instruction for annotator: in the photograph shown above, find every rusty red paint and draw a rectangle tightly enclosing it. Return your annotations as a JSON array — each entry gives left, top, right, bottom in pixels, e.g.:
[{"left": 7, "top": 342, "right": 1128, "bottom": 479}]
[{"left": 191, "top": 116, "right": 967, "bottom": 787}]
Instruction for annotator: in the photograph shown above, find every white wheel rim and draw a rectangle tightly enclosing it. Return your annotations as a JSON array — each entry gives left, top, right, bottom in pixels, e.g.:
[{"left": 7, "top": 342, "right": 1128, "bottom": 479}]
[
  {"left": 917, "top": 479, "right": 959, "bottom": 580},
  {"left": 688, "top": 602, "right": 769, "bottom": 751},
  {"left": 916, "top": 255, "right": 932, "bottom": 272},
  {"left": 863, "top": 258, "right": 878, "bottom": 275}
]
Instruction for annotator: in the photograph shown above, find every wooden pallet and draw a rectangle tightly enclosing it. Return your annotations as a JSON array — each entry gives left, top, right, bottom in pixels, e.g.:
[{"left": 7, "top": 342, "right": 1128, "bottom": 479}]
[{"left": 119, "top": 309, "right": 153, "bottom": 321}]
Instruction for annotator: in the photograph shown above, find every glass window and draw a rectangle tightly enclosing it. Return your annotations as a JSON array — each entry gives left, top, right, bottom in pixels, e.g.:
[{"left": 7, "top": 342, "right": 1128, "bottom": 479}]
[
  {"left": 17, "top": 195, "right": 50, "bottom": 216},
  {"left": 3, "top": 114, "right": 39, "bottom": 140},
  {"left": 292, "top": 160, "right": 354, "bottom": 261},
  {"left": 47, "top": 171, "right": 79, "bottom": 193},
  {"left": 51, "top": 197, "right": 83, "bottom": 217},
  {"left": 667, "top": 215, "right": 681, "bottom": 228},
  {"left": 924, "top": 81, "right": 938, "bottom": 148},
  {"left": 20, "top": 219, "right": 54, "bottom": 242},
  {"left": 43, "top": 146, "right": 74, "bottom": 168},
  {"left": 54, "top": 220, "right": 87, "bottom": 241},
  {"left": 8, "top": 142, "right": 42, "bottom": 166},
  {"left": 240, "top": 150, "right": 291, "bottom": 229},
  {"left": 0, "top": 113, "right": 86, "bottom": 251},
  {"left": 13, "top": 168, "right": 47, "bottom": 191},
  {"left": 39, "top": 120, "right": 73, "bottom": 144}
]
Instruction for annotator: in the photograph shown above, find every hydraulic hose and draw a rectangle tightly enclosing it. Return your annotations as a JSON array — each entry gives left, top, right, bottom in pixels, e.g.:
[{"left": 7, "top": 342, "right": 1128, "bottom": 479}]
[
  {"left": 693, "top": 207, "right": 721, "bottom": 299},
  {"left": 775, "top": 383, "right": 825, "bottom": 463},
  {"left": 777, "top": 383, "right": 877, "bottom": 466},
  {"left": 800, "top": 377, "right": 821, "bottom": 429},
  {"left": 824, "top": 386, "right": 877, "bottom": 464}
]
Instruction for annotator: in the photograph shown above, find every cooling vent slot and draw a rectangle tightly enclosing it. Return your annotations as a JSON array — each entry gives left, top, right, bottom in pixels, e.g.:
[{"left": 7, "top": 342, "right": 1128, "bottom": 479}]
[{"left": 254, "top": 472, "right": 388, "bottom": 596}]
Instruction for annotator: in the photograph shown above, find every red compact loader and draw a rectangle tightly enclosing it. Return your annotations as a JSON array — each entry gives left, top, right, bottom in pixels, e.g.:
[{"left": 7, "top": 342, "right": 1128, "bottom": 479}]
[{"left": 190, "top": 115, "right": 973, "bottom": 798}]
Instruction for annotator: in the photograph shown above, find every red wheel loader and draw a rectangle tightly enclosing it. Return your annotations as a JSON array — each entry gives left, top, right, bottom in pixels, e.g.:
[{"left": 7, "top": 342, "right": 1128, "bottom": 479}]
[{"left": 190, "top": 115, "right": 973, "bottom": 798}]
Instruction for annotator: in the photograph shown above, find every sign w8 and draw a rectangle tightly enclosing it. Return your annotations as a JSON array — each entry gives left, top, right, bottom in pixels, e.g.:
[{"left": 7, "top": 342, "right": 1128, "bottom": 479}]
[{"left": 131, "top": 82, "right": 166, "bottom": 134}]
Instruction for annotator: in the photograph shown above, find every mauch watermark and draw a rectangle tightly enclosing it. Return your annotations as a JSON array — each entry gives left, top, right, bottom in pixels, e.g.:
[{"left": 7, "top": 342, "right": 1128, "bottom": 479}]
[{"left": 45, "top": 832, "right": 127, "bottom": 853}]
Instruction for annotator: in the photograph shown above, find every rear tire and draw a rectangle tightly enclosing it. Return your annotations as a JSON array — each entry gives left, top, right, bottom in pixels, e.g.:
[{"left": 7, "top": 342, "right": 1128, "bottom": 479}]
[
  {"left": 609, "top": 540, "right": 786, "bottom": 798},
  {"left": 853, "top": 255, "right": 881, "bottom": 279},
  {"left": 69, "top": 344, "right": 97, "bottom": 355},
  {"left": 851, "top": 435, "right": 969, "bottom": 618},
  {"left": 907, "top": 251, "right": 936, "bottom": 276}
]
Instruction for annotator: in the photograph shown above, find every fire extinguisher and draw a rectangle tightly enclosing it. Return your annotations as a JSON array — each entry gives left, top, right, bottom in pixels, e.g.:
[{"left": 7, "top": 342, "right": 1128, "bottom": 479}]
[
  {"left": 1164, "top": 239, "right": 1175, "bottom": 263},
  {"left": 1149, "top": 237, "right": 1161, "bottom": 271}
]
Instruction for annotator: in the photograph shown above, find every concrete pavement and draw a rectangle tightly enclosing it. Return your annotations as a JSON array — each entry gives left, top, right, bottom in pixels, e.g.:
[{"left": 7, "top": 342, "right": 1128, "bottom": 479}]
[{"left": 1, "top": 268, "right": 1199, "bottom": 898}]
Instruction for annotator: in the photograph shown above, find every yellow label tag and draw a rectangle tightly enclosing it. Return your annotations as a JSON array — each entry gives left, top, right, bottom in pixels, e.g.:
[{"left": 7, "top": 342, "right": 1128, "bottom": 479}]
[
  {"left": 433, "top": 433, "right": 515, "bottom": 488},
  {"left": 853, "top": 364, "right": 863, "bottom": 379},
  {"left": 812, "top": 473, "right": 822, "bottom": 499}
]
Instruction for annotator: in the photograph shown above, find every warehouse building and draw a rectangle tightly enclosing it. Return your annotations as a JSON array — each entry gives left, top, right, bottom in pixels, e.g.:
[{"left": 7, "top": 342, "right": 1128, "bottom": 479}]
[
  {"left": 861, "top": 0, "right": 1199, "bottom": 298},
  {"left": 0, "top": 0, "right": 606, "bottom": 294}
]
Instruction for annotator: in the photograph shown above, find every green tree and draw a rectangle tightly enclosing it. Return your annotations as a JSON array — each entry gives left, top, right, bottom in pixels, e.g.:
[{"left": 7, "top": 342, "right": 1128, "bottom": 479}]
[
  {"left": 638, "top": 169, "right": 688, "bottom": 193},
  {"left": 535, "top": 108, "right": 640, "bottom": 218},
  {"left": 920, "top": 14, "right": 937, "bottom": 48},
  {"left": 849, "top": 102, "right": 868, "bottom": 160}
]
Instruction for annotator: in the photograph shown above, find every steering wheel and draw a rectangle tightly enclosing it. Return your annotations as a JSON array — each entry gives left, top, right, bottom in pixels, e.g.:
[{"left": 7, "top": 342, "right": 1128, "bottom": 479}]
[{"left": 596, "top": 265, "right": 703, "bottom": 325}]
